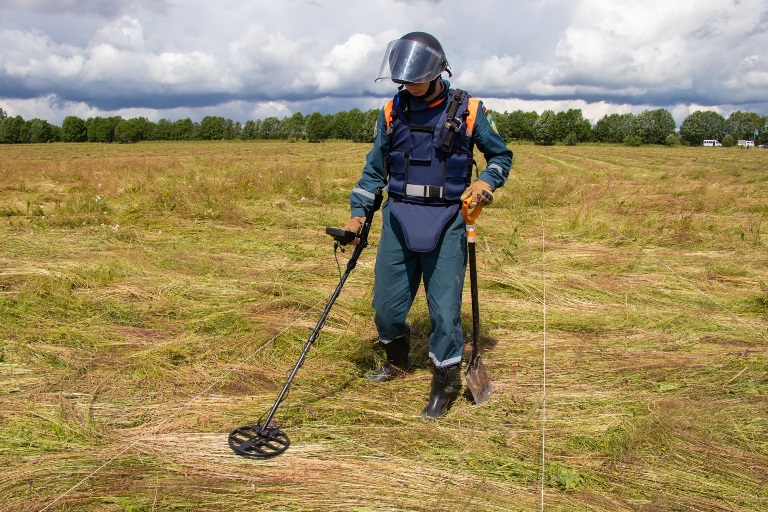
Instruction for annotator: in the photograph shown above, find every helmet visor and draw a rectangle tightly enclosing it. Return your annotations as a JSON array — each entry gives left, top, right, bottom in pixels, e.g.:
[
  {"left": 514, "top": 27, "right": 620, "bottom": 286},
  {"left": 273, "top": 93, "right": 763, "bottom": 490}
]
[{"left": 375, "top": 39, "right": 446, "bottom": 83}]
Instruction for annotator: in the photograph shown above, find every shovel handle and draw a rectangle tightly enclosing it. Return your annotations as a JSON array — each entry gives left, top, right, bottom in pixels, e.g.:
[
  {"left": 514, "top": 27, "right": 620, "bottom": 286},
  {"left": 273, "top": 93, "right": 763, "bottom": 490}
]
[
  {"left": 462, "top": 196, "right": 483, "bottom": 242},
  {"left": 462, "top": 196, "right": 483, "bottom": 224}
]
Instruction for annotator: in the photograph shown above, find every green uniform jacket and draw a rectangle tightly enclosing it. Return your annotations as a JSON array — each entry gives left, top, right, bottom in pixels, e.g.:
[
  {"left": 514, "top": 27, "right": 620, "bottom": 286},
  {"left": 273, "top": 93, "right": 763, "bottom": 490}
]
[{"left": 350, "top": 79, "right": 513, "bottom": 217}]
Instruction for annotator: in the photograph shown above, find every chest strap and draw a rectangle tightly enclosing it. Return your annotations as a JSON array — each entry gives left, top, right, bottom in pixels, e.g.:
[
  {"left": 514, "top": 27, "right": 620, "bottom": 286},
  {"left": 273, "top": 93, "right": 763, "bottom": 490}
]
[
  {"left": 405, "top": 183, "right": 444, "bottom": 199},
  {"left": 438, "top": 89, "right": 468, "bottom": 152}
]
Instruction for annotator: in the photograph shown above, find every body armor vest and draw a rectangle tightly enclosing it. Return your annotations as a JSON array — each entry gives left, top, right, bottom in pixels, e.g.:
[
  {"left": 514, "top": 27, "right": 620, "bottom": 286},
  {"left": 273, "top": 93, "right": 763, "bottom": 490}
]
[{"left": 385, "top": 89, "right": 474, "bottom": 205}]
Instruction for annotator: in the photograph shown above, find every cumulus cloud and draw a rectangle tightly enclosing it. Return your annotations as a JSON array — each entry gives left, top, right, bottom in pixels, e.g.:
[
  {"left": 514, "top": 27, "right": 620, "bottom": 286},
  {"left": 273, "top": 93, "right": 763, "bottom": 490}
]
[
  {"left": 455, "top": 0, "right": 768, "bottom": 111},
  {"left": 541, "top": 0, "right": 767, "bottom": 105},
  {"left": 0, "top": 0, "right": 766, "bottom": 125},
  {"left": 315, "top": 33, "right": 380, "bottom": 92}
]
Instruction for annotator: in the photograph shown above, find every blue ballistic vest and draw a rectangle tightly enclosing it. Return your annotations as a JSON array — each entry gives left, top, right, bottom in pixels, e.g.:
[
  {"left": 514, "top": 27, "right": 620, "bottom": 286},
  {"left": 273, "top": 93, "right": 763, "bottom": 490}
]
[{"left": 385, "top": 89, "right": 474, "bottom": 206}]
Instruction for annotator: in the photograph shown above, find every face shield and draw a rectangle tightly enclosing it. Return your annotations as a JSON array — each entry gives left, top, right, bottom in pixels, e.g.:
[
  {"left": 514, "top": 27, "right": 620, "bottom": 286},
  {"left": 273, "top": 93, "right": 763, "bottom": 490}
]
[{"left": 375, "top": 39, "right": 447, "bottom": 84}]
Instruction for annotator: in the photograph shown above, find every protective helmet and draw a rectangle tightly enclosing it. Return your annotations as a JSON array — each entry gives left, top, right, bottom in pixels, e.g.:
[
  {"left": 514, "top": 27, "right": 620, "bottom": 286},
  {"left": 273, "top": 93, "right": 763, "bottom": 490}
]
[{"left": 375, "top": 31, "right": 450, "bottom": 83}]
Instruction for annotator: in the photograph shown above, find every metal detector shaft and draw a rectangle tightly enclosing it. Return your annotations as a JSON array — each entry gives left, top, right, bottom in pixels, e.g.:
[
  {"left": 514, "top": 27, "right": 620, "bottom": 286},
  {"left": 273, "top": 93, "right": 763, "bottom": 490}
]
[{"left": 257, "top": 189, "right": 383, "bottom": 433}]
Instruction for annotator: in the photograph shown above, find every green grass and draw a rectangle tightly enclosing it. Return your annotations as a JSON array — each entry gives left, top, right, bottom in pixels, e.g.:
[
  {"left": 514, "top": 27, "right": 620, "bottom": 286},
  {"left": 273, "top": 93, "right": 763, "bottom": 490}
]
[{"left": 1, "top": 141, "right": 767, "bottom": 511}]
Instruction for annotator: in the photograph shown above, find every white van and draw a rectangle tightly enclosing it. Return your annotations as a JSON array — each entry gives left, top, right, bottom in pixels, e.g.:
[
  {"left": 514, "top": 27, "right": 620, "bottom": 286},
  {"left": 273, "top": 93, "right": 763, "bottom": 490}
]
[
  {"left": 703, "top": 140, "right": 722, "bottom": 146},
  {"left": 737, "top": 140, "right": 755, "bottom": 148}
]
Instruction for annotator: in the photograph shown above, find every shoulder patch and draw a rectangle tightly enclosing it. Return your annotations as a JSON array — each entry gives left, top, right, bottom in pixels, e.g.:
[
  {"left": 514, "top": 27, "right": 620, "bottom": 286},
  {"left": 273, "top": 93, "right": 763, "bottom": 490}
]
[{"left": 485, "top": 107, "right": 499, "bottom": 133}]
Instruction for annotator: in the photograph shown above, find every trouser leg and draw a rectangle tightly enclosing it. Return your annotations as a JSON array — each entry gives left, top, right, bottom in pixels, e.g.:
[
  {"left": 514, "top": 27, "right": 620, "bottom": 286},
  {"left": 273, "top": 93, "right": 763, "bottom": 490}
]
[
  {"left": 422, "top": 210, "right": 467, "bottom": 369},
  {"left": 368, "top": 204, "right": 420, "bottom": 381},
  {"left": 372, "top": 203, "right": 422, "bottom": 341}
]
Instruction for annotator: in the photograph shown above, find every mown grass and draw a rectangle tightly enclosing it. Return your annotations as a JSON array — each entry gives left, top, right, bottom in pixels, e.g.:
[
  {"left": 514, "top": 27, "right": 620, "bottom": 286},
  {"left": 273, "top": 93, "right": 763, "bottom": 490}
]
[{"left": 1, "top": 140, "right": 767, "bottom": 511}]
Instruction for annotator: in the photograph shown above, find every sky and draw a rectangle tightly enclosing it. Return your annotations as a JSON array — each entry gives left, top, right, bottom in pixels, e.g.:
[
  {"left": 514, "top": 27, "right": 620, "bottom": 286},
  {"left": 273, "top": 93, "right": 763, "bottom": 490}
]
[{"left": 1, "top": 0, "right": 767, "bottom": 128}]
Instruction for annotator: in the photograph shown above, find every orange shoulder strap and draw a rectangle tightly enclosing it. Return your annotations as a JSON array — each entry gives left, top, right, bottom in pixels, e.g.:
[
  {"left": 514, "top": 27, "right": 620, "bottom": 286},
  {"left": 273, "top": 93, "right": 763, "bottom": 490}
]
[
  {"left": 384, "top": 99, "right": 395, "bottom": 132},
  {"left": 466, "top": 97, "right": 480, "bottom": 137}
]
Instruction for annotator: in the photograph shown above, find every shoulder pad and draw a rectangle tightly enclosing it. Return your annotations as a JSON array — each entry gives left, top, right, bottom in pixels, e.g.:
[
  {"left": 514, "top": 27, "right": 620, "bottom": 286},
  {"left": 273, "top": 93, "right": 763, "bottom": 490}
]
[
  {"left": 384, "top": 99, "right": 395, "bottom": 132},
  {"left": 466, "top": 98, "right": 481, "bottom": 137}
]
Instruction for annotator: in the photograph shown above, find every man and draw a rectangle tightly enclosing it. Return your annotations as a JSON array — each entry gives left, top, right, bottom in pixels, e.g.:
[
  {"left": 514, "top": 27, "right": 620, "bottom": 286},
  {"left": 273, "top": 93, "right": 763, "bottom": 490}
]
[{"left": 343, "top": 32, "right": 512, "bottom": 418}]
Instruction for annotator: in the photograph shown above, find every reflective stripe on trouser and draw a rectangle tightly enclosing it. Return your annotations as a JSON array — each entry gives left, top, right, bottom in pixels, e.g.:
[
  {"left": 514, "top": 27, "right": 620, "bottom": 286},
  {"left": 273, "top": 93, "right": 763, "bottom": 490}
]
[{"left": 372, "top": 201, "right": 467, "bottom": 368}]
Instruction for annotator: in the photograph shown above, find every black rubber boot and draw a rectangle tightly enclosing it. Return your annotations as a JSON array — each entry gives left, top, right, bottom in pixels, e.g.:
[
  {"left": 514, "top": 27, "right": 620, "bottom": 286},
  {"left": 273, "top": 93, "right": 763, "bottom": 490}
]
[
  {"left": 365, "top": 330, "right": 411, "bottom": 382},
  {"left": 420, "top": 364, "right": 460, "bottom": 419}
]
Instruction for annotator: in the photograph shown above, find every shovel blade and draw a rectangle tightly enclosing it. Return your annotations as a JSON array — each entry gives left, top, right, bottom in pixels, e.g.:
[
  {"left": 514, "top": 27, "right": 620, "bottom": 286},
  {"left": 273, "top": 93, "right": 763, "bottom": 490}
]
[{"left": 464, "top": 354, "right": 492, "bottom": 404}]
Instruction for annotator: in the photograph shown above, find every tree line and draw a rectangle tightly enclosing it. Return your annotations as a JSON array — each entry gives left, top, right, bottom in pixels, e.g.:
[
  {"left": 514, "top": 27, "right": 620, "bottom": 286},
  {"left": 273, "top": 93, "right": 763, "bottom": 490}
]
[{"left": 0, "top": 105, "right": 765, "bottom": 146}]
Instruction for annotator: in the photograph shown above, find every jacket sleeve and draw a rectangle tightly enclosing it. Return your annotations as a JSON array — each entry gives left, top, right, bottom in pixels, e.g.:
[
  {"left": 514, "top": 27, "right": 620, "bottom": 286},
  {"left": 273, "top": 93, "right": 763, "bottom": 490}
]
[
  {"left": 472, "top": 100, "right": 513, "bottom": 191},
  {"left": 350, "top": 107, "right": 390, "bottom": 218}
]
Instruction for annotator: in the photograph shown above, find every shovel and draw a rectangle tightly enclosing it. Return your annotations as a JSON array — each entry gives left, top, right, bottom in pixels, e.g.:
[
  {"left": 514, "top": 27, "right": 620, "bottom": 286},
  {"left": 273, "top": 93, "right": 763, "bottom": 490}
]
[{"left": 462, "top": 197, "right": 493, "bottom": 404}]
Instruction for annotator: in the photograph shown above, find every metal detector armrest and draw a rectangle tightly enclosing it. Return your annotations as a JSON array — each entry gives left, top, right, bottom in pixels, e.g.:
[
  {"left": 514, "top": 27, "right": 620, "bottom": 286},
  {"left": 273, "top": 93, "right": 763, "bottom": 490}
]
[{"left": 325, "top": 227, "right": 358, "bottom": 245}]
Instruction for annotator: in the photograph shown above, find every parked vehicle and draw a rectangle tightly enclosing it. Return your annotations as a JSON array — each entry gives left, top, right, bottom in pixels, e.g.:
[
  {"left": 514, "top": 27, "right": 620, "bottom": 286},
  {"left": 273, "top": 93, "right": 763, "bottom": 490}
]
[
  {"left": 737, "top": 140, "right": 755, "bottom": 148},
  {"left": 703, "top": 139, "right": 722, "bottom": 146}
]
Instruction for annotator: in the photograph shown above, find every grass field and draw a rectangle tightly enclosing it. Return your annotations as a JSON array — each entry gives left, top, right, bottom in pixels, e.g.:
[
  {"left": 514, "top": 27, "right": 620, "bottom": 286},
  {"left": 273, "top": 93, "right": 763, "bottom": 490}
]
[{"left": 1, "top": 140, "right": 767, "bottom": 511}]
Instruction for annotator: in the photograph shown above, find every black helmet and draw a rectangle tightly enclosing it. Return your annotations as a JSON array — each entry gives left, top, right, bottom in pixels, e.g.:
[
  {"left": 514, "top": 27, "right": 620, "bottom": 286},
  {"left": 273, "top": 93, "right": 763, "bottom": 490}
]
[{"left": 375, "top": 31, "right": 450, "bottom": 83}]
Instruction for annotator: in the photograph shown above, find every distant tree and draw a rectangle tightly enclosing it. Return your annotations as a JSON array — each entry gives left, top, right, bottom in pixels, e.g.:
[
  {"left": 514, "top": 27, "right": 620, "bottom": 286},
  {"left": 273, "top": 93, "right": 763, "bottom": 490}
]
[
  {"left": 506, "top": 110, "right": 538, "bottom": 141},
  {"left": 324, "top": 114, "right": 335, "bottom": 137},
  {"left": 665, "top": 133, "right": 681, "bottom": 146},
  {"left": 241, "top": 119, "right": 260, "bottom": 140},
  {"left": 132, "top": 117, "right": 156, "bottom": 140},
  {"left": 726, "top": 111, "right": 762, "bottom": 141},
  {"left": 345, "top": 109, "right": 366, "bottom": 142},
  {"left": 87, "top": 116, "right": 121, "bottom": 143},
  {"left": 489, "top": 111, "right": 510, "bottom": 141},
  {"left": 113, "top": 117, "right": 155, "bottom": 143},
  {"left": 0, "top": 115, "right": 25, "bottom": 143},
  {"left": 257, "top": 117, "right": 280, "bottom": 139},
  {"left": 305, "top": 112, "right": 330, "bottom": 142},
  {"left": 280, "top": 112, "right": 305, "bottom": 141},
  {"left": 0, "top": 107, "right": 7, "bottom": 119},
  {"left": 20, "top": 118, "right": 59, "bottom": 143},
  {"left": 330, "top": 110, "right": 352, "bottom": 139},
  {"left": 533, "top": 110, "right": 558, "bottom": 145},
  {"left": 171, "top": 118, "right": 195, "bottom": 140},
  {"left": 114, "top": 119, "right": 143, "bottom": 143},
  {"left": 555, "top": 109, "right": 592, "bottom": 143},
  {"left": 722, "top": 134, "right": 735, "bottom": 147},
  {"left": 593, "top": 113, "right": 636, "bottom": 143},
  {"left": 679, "top": 110, "right": 726, "bottom": 146},
  {"left": 61, "top": 116, "right": 88, "bottom": 142},
  {"left": 153, "top": 119, "right": 173, "bottom": 140},
  {"left": 760, "top": 115, "right": 768, "bottom": 145},
  {"left": 197, "top": 116, "right": 228, "bottom": 140},
  {"left": 350, "top": 109, "right": 378, "bottom": 143},
  {"left": 231, "top": 120, "right": 242, "bottom": 139},
  {"left": 636, "top": 109, "right": 676, "bottom": 145},
  {"left": 490, "top": 110, "right": 536, "bottom": 142}
]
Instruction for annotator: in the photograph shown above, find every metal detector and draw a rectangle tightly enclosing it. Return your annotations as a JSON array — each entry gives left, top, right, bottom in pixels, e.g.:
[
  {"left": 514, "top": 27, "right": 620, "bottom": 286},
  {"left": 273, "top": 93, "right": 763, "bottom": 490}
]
[{"left": 228, "top": 189, "right": 383, "bottom": 458}]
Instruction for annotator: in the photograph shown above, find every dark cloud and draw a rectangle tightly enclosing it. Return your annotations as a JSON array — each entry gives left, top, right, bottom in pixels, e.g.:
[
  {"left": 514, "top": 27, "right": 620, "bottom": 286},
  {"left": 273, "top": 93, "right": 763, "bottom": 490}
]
[
  {"left": 0, "top": 0, "right": 171, "bottom": 17},
  {"left": 1, "top": 0, "right": 766, "bottom": 126}
]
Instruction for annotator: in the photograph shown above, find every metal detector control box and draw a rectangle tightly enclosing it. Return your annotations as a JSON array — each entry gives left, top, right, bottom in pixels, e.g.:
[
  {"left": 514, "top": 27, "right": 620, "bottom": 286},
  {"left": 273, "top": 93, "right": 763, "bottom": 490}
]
[{"left": 325, "top": 227, "right": 357, "bottom": 245}]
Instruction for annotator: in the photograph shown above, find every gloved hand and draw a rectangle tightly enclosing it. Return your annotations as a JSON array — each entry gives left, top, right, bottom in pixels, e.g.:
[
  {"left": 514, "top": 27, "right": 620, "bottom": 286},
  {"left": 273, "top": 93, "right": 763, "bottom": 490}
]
[
  {"left": 344, "top": 216, "right": 365, "bottom": 234},
  {"left": 342, "top": 216, "right": 365, "bottom": 245},
  {"left": 461, "top": 180, "right": 494, "bottom": 208}
]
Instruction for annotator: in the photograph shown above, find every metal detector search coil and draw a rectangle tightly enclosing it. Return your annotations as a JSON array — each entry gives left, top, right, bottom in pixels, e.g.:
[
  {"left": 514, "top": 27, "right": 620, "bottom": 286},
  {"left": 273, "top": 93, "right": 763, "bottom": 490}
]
[
  {"left": 228, "top": 424, "right": 290, "bottom": 458},
  {"left": 228, "top": 189, "right": 383, "bottom": 458}
]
